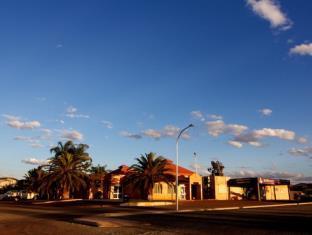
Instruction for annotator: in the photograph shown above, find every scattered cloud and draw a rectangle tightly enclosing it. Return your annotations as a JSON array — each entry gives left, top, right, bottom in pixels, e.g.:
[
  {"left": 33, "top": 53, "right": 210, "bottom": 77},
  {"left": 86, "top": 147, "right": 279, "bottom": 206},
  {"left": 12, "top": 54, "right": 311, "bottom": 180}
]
[
  {"left": 297, "top": 137, "right": 308, "bottom": 144},
  {"left": 189, "top": 162, "right": 209, "bottom": 176},
  {"left": 290, "top": 43, "right": 312, "bottom": 56},
  {"left": 162, "top": 125, "right": 190, "bottom": 139},
  {"left": 206, "top": 120, "right": 248, "bottom": 137},
  {"left": 208, "top": 114, "right": 223, "bottom": 120},
  {"left": 253, "top": 128, "right": 295, "bottom": 140},
  {"left": 56, "top": 44, "right": 63, "bottom": 48},
  {"left": 61, "top": 129, "right": 83, "bottom": 141},
  {"left": 228, "top": 140, "right": 243, "bottom": 148},
  {"left": 142, "top": 129, "right": 162, "bottom": 139},
  {"left": 3, "top": 114, "right": 41, "bottom": 129},
  {"left": 288, "top": 147, "right": 312, "bottom": 158},
  {"left": 120, "top": 131, "right": 142, "bottom": 140},
  {"left": 101, "top": 120, "right": 113, "bottom": 129},
  {"left": 231, "top": 128, "right": 295, "bottom": 148},
  {"left": 142, "top": 125, "right": 191, "bottom": 140},
  {"left": 246, "top": 0, "right": 292, "bottom": 30},
  {"left": 190, "top": 111, "right": 205, "bottom": 121},
  {"left": 65, "top": 106, "right": 90, "bottom": 119},
  {"left": 40, "top": 128, "right": 53, "bottom": 138},
  {"left": 30, "top": 143, "right": 44, "bottom": 148},
  {"left": 22, "top": 158, "right": 49, "bottom": 165},
  {"left": 259, "top": 108, "right": 272, "bottom": 116}
]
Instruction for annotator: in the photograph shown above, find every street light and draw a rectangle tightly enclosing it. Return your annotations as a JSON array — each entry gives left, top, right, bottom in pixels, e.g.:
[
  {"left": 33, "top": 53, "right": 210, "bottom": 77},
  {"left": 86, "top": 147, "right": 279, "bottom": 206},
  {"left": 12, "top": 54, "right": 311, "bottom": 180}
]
[{"left": 176, "top": 124, "right": 194, "bottom": 211}]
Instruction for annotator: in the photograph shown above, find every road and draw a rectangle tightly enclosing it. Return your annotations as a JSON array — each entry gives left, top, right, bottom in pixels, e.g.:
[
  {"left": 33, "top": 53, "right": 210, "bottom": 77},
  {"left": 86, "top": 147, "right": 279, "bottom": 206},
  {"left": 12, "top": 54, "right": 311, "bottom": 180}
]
[{"left": 0, "top": 201, "right": 311, "bottom": 234}]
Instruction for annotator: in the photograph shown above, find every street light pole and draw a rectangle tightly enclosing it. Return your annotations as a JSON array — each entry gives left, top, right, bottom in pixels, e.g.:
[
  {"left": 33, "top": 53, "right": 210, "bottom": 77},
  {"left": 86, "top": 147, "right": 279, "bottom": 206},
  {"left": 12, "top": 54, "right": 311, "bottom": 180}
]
[
  {"left": 176, "top": 124, "right": 194, "bottom": 211},
  {"left": 193, "top": 152, "right": 198, "bottom": 175}
]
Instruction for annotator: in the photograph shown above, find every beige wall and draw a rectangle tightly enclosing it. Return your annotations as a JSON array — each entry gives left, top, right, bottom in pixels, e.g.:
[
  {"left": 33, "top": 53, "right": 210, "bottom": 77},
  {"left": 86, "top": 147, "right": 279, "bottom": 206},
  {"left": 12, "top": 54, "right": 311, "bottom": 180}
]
[
  {"left": 152, "top": 174, "right": 203, "bottom": 201},
  {"left": 152, "top": 182, "right": 176, "bottom": 200},
  {"left": 265, "top": 185, "right": 275, "bottom": 200},
  {"left": 189, "top": 173, "right": 203, "bottom": 200},
  {"left": 264, "top": 185, "right": 290, "bottom": 200},
  {"left": 229, "top": 186, "right": 244, "bottom": 200},
  {"left": 274, "top": 185, "right": 290, "bottom": 200},
  {"left": 212, "top": 176, "right": 230, "bottom": 200}
]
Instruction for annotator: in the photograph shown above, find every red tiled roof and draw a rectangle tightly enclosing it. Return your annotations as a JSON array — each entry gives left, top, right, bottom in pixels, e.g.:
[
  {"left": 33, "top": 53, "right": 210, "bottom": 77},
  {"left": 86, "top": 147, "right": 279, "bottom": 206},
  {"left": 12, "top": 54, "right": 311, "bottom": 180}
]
[
  {"left": 164, "top": 159, "right": 194, "bottom": 176},
  {"left": 109, "top": 159, "right": 194, "bottom": 177},
  {"left": 109, "top": 165, "right": 129, "bottom": 175}
]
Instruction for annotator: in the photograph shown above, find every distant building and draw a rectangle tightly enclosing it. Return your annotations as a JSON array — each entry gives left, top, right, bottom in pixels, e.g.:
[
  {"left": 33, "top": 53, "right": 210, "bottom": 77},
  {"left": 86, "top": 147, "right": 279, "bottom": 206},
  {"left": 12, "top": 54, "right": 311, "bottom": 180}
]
[
  {"left": 103, "top": 159, "right": 203, "bottom": 201},
  {"left": 203, "top": 176, "right": 290, "bottom": 201},
  {"left": 0, "top": 177, "right": 18, "bottom": 189}
]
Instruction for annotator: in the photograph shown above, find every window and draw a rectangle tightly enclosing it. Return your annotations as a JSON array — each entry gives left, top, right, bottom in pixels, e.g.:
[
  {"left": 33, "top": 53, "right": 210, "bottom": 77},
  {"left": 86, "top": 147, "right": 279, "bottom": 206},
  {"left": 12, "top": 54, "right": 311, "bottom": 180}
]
[
  {"left": 167, "top": 184, "right": 174, "bottom": 194},
  {"left": 112, "top": 185, "right": 122, "bottom": 199},
  {"left": 153, "top": 183, "right": 163, "bottom": 194}
]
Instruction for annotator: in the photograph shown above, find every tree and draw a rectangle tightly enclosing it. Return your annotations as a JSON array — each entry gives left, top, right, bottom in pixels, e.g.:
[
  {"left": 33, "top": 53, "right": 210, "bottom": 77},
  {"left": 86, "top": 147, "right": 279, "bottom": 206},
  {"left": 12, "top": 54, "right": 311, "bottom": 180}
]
[
  {"left": 208, "top": 161, "right": 225, "bottom": 176},
  {"left": 89, "top": 164, "right": 108, "bottom": 199},
  {"left": 41, "top": 141, "right": 92, "bottom": 199},
  {"left": 123, "top": 152, "right": 174, "bottom": 200},
  {"left": 24, "top": 167, "right": 46, "bottom": 196}
]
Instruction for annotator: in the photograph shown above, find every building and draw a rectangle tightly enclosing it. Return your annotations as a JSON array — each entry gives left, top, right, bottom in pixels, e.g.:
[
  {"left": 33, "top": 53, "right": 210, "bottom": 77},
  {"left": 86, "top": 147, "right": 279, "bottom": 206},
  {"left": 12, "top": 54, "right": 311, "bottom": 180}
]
[
  {"left": 0, "top": 177, "right": 18, "bottom": 189},
  {"left": 103, "top": 160, "right": 203, "bottom": 201},
  {"left": 203, "top": 176, "right": 290, "bottom": 201}
]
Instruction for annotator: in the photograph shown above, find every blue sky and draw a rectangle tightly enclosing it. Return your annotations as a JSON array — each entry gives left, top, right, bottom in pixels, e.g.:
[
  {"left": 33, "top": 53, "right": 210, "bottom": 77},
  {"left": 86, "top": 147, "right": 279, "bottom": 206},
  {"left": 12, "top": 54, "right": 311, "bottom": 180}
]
[{"left": 0, "top": 0, "right": 311, "bottom": 182}]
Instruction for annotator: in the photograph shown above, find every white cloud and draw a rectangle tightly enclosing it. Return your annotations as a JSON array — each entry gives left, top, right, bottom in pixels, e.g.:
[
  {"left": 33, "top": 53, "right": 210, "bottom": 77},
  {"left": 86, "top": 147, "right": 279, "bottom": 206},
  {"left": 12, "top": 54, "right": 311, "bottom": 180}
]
[
  {"left": 14, "top": 136, "right": 38, "bottom": 143},
  {"left": 66, "top": 113, "right": 90, "bottom": 119},
  {"left": 40, "top": 128, "right": 53, "bottom": 140},
  {"left": 66, "top": 106, "right": 77, "bottom": 114},
  {"left": 206, "top": 120, "right": 248, "bottom": 137},
  {"left": 253, "top": 128, "right": 295, "bottom": 140},
  {"left": 208, "top": 114, "right": 223, "bottom": 120},
  {"left": 162, "top": 125, "right": 190, "bottom": 139},
  {"left": 120, "top": 131, "right": 142, "bottom": 140},
  {"left": 259, "top": 108, "right": 272, "bottom": 116},
  {"left": 56, "top": 44, "right": 63, "bottom": 48},
  {"left": 190, "top": 111, "right": 205, "bottom": 121},
  {"left": 101, "top": 120, "right": 113, "bottom": 129},
  {"left": 288, "top": 147, "right": 312, "bottom": 158},
  {"left": 141, "top": 125, "right": 191, "bottom": 140},
  {"left": 290, "top": 43, "right": 312, "bottom": 56},
  {"left": 189, "top": 162, "right": 210, "bottom": 176},
  {"left": 3, "top": 114, "right": 41, "bottom": 129},
  {"left": 297, "top": 137, "right": 308, "bottom": 144},
  {"left": 248, "top": 141, "right": 263, "bottom": 147},
  {"left": 65, "top": 106, "right": 89, "bottom": 119},
  {"left": 142, "top": 129, "right": 162, "bottom": 139},
  {"left": 61, "top": 130, "right": 83, "bottom": 141},
  {"left": 30, "top": 143, "right": 44, "bottom": 148},
  {"left": 232, "top": 128, "right": 295, "bottom": 147},
  {"left": 228, "top": 140, "right": 243, "bottom": 148},
  {"left": 22, "top": 158, "right": 50, "bottom": 165},
  {"left": 246, "top": 0, "right": 292, "bottom": 30}
]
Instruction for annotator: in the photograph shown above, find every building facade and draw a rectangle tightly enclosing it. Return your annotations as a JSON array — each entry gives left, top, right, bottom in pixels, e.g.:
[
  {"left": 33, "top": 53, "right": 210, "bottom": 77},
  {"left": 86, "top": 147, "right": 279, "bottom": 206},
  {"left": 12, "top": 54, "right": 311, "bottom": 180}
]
[
  {"left": 103, "top": 160, "right": 203, "bottom": 201},
  {"left": 203, "top": 176, "right": 290, "bottom": 201},
  {"left": 0, "top": 177, "right": 17, "bottom": 189}
]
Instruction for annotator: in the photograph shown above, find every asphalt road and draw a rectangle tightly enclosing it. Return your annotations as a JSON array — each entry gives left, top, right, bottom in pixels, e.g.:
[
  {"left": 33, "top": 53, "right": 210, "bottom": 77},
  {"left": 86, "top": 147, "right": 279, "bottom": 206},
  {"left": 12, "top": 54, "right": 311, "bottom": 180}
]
[{"left": 0, "top": 201, "right": 311, "bottom": 235}]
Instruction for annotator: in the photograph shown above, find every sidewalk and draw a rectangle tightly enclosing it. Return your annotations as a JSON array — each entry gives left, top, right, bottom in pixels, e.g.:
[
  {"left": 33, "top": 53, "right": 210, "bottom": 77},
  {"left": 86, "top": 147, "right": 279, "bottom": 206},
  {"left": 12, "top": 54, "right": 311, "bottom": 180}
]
[{"left": 73, "top": 201, "right": 312, "bottom": 227}]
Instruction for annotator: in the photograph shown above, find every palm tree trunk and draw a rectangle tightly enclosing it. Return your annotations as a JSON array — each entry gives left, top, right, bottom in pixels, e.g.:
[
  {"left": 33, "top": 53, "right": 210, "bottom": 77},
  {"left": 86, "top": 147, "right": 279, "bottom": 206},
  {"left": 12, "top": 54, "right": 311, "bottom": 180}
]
[{"left": 63, "top": 187, "right": 70, "bottom": 200}]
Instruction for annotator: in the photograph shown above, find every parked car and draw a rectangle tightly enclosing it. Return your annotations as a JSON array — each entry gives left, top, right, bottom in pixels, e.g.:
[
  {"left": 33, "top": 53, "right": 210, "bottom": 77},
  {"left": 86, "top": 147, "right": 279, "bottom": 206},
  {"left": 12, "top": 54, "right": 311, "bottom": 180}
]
[{"left": 0, "top": 190, "right": 38, "bottom": 201}]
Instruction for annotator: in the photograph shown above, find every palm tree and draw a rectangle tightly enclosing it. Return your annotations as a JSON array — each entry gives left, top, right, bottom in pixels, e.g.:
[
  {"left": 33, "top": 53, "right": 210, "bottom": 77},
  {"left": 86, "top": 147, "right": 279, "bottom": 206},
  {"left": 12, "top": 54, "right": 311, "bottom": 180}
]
[
  {"left": 123, "top": 152, "right": 174, "bottom": 200},
  {"left": 89, "top": 164, "right": 108, "bottom": 199},
  {"left": 24, "top": 167, "right": 46, "bottom": 196},
  {"left": 41, "top": 141, "right": 92, "bottom": 199}
]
